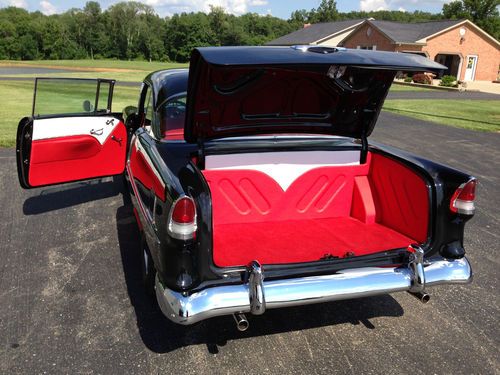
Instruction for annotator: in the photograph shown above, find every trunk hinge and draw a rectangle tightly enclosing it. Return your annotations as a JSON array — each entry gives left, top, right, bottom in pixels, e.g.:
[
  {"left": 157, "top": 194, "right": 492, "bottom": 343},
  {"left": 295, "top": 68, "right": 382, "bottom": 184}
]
[
  {"left": 360, "top": 130, "right": 368, "bottom": 164},
  {"left": 360, "top": 108, "right": 375, "bottom": 164},
  {"left": 197, "top": 137, "right": 205, "bottom": 169}
]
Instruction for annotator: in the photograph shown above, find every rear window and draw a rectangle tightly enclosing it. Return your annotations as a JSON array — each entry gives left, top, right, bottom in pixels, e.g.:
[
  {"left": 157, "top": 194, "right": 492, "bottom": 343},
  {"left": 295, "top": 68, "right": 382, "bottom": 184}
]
[
  {"left": 158, "top": 94, "right": 186, "bottom": 140},
  {"left": 33, "top": 78, "right": 114, "bottom": 117}
]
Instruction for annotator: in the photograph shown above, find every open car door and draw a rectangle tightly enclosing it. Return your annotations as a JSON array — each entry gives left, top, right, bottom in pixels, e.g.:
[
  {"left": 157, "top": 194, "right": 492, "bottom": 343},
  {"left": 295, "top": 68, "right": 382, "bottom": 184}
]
[{"left": 16, "top": 78, "right": 128, "bottom": 188}]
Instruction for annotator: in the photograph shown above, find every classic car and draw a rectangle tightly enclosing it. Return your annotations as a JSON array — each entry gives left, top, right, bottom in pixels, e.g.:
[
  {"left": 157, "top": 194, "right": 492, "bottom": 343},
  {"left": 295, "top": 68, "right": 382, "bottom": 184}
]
[{"left": 16, "top": 46, "right": 475, "bottom": 331}]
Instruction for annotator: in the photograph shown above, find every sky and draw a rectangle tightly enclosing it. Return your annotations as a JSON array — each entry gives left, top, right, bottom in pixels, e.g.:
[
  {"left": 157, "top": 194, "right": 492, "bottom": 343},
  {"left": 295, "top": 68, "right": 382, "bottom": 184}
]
[{"left": 0, "top": 0, "right": 452, "bottom": 18}]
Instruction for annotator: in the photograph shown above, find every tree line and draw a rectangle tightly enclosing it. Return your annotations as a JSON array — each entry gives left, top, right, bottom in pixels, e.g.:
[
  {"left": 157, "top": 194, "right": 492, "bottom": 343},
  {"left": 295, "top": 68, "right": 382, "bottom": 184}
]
[{"left": 0, "top": 0, "right": 498, "bottom": 62}]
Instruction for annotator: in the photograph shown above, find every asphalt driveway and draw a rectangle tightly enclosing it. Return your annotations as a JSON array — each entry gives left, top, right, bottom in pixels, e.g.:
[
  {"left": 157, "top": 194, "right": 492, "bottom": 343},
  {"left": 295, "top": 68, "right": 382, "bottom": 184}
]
[
  {"left": 0, "top": 112, "right": 499, "bottom": 374},
  {"left": 0, "top": 67, "right": 84, "bottom": 75}
]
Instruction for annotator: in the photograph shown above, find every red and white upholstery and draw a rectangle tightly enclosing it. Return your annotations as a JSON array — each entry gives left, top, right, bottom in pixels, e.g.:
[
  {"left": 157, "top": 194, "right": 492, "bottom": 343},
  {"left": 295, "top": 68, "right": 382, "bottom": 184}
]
[{"left": 203, "top": 151, "right": 429, "bottom": 267}]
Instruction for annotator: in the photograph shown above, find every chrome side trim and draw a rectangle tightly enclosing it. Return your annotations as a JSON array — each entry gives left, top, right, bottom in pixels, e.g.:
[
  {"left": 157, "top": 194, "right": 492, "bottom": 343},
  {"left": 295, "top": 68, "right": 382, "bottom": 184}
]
[{"left": 155, "top": 256, "right": 472, "bottom": 325}]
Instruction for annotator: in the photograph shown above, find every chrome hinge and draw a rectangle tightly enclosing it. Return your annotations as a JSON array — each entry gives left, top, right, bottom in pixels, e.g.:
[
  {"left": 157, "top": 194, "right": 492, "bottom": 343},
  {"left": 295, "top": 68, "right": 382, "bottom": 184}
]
[
  {"left": 408, "top": 244, "right": 426, "bottom": 293},
  {"left": 247, "top": 260, "right": 266, "bottom": 315}
]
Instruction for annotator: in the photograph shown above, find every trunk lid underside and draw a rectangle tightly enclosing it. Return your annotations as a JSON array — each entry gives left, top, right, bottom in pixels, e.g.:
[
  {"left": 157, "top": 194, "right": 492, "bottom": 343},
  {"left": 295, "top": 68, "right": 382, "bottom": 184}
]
[{"left": 185, "top": 46, "right": 445, "bottom": 142}]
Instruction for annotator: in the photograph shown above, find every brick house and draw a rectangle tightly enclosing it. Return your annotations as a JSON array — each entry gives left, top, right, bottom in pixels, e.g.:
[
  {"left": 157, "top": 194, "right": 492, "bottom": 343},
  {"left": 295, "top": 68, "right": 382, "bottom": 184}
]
[{"left": 267, "top": 19, "right": 500, "bottom": 81}]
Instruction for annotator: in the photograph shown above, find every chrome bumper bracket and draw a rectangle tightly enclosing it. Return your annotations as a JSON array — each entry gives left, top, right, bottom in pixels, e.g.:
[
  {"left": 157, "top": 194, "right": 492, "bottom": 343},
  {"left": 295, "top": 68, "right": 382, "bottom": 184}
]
[
  {"left": 247, "top": 260, "right": 266, "bottom": 315},
  {"left": 408, "top": 245, "right": 426, "bottom": 293}
]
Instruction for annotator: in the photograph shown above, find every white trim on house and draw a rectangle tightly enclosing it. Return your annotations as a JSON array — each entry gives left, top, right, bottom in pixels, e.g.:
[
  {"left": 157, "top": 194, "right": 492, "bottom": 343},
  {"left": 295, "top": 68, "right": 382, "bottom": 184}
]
[
  {"left": 416, "top": 20, "right": 500, "bottom": 47},
  {"left": 313, "top": 21, "right": 365, "bottom": 45}
]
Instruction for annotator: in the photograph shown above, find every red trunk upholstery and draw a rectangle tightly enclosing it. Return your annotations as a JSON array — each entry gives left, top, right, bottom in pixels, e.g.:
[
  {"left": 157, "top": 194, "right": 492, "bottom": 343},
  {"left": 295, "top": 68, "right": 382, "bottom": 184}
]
[
  {"left": 213, "top": 218, "right": 415, "bottom": 266},
  {"left": 369, "top": 153, "right": 429, "bottom": 243},
  {"left": 203, "top": 152, "right": 429, "bottom": 267}
]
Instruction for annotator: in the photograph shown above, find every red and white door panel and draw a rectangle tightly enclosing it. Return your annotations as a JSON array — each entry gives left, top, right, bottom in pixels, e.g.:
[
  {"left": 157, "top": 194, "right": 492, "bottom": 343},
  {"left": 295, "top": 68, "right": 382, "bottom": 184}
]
[{"left": 17, "top": 115, "right": 127, "bottom": 188}]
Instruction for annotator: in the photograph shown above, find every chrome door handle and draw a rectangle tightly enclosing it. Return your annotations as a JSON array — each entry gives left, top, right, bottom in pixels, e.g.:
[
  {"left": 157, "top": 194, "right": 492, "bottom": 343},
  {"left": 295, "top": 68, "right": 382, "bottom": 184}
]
[
  {"left": 90, "top": 128, "right": 103, "bottom": 136},
  {"left": 111, "top": 135, "right": 122, "bottom": 146}
]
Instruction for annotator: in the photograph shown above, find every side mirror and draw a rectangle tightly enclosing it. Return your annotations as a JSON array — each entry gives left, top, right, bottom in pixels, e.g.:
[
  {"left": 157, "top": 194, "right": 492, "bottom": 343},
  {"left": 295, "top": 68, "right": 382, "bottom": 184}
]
[
  {"left": 125, "top": 112, "right": 141, "bottom": 131},
  {"left": 123, "top": 106, "right": 138, "bottom": 121},
  {"left": 83, "top": 100, "right": 94, "bottom": 112}
]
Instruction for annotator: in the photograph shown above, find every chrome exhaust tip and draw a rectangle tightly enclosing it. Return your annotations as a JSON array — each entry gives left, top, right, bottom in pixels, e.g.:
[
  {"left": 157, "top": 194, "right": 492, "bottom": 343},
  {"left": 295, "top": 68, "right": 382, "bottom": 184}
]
[
  {"left": 408, "top": 291, "right": 430, "bottom": 304},
  {"left": 233, "top": 313, "right": 249, "bottom": 331}
]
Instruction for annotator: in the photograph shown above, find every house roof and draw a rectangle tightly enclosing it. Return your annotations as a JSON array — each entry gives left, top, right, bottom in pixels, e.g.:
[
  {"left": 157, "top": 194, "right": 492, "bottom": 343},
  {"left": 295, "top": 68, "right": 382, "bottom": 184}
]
[
  {"left": 367, "top": 19, "right": 465, "bottom": 44},
  {"left": 268, "top": 18, "right": 500, "bottom": 48},
  {"left": 266, "top": 19, "right": 365, "bottom": 45}
]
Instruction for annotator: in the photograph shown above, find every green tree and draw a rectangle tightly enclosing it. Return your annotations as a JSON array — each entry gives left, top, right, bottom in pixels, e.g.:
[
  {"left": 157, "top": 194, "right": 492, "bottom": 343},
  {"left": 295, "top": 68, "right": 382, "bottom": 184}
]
[
  {"left": 137, "top": 10, "right": 166, "bottom": 61},
  {"left": 289, "top": 9, "right": 310, "bottom": 28},
  {"left": 208, "top": 6, "right": 230, "bottom": 45},
  {"left": 82, "top": 1, "right": 105, "bottom": 59},
  {"left": 107, "top": 1, "right": 154, "bottom": 59},
  {"left": 0, "top": 19, "right": 18, "bottom": 59},
  {"left": 313, "top": 0, "right": 338, "bottom": 22},
  {"left": 40, "top": 16, "right": 85, "bottom": 59},
  {"left": 164, "top": 12, "right": 215, "bottom": 62},
  {"left": 443, "top": 0, "right": 500, "bottom": 39}
]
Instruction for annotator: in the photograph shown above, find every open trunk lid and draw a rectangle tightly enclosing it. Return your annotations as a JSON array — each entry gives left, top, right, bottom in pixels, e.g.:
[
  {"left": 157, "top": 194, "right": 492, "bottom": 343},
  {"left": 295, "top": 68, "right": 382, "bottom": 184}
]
[{"left": 184, "top": 46, "right": 445, "bottom": 143}]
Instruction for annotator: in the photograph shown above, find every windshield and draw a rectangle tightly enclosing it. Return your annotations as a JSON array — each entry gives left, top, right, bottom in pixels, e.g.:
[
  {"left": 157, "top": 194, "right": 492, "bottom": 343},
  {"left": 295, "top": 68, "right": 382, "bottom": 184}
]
[{"left": 158, "top": 94, "right": 186, "bottom": 140}]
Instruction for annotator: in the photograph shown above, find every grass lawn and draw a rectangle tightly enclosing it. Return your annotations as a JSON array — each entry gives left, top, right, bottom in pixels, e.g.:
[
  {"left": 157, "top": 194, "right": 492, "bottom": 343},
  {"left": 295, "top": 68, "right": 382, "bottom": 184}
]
[
  {"left": 0, "top": 59, "right": 188, "bottom": 82},
  {"left": 383, "top": 99, "right": 500, "bottom": 132},
  {"left": 1, "top": 70, "right": 498, "bottom": 147},
  {"left": 1, "top": 71, "right": 149, "bottom": 82},
  {"left": 0, "top": 59, "right": 176, "bottom": 147},
  {"left": 0, "top": 59, "right": 187, "bottom": 72},
  {"left": 0, "top": 80, "right": 139, "bottom": 147},
  {"left": 389, "top": 83, "right": 436, "bottom": 92}
]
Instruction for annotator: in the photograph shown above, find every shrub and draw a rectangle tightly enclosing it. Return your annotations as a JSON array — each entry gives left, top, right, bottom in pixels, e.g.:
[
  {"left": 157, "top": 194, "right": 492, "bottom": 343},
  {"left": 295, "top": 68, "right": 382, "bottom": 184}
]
[
  {"left": 440, "top": 75, "right": 458, "bottom": 87},
  {"left": 412, "top": 73, "right": 432, "bottom": 84},
  {"left": 404, "top": 77, "right": 413, "bottom": 83}
]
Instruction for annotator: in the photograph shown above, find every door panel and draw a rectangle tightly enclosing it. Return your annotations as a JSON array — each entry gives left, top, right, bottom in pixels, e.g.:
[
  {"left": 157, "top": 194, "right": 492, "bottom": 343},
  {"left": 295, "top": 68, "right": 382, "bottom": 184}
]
[
  {"left": 31, "top": 116, "right": 120, "bottom": 144},
  {"left": 16, "top": 77, "right": 130, "bottom": 189},
  {"left": 19, "top": 115, "right": 127, "bottom": 188}
]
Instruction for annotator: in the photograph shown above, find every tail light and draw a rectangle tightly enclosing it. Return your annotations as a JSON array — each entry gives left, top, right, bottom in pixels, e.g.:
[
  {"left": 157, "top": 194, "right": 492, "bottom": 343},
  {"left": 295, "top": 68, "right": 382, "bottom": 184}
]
[
  {"left": 168, "top": 196, "right": 197, "bottom": 240},
  {"left": 450, "top": 179, "right": 476, "bottom": 215}
]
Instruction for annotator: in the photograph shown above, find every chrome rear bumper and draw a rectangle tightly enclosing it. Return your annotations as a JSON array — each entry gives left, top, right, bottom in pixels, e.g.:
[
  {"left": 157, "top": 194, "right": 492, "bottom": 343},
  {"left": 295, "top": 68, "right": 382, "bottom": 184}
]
[{"left": 155, "top": 256, "right": 472, "bottom": 325}]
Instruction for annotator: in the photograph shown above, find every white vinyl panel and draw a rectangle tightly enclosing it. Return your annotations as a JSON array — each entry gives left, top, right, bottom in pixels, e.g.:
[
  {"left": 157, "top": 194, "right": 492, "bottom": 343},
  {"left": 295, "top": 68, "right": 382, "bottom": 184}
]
[
  {"left": 206, "top": 151, "right": 360, "bottom": 191},
  {"left": 32, "top": 116, "right": 119, "bottom": 145}
]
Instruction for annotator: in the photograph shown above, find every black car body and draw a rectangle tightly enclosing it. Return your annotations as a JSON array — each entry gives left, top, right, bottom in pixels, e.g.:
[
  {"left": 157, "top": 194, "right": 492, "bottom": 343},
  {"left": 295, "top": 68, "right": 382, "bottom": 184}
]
[{"left": 17, "top": 47, "right": 475, "bottom": 328}]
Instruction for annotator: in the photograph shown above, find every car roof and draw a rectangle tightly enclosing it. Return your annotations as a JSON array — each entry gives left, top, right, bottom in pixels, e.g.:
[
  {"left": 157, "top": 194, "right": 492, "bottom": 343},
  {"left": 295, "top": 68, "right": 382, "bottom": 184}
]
[{"left": 143, "top": 68, "right": 189, "bottom": 109}]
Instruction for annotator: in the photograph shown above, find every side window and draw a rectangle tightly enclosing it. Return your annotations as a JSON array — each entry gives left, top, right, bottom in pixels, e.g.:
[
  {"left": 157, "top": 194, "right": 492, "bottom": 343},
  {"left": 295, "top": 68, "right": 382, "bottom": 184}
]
[
  {"left": 158, "top": 94, "right": 187, "bottom": 139},
  {"left": 33, "top": 78, "right": 114, "bottom": 117},
  {"left": 144, "top": 89, "right": 153, "bottom": 126},
  {"left": 139, "top": 84, "right": 156, "bottom": 138}
]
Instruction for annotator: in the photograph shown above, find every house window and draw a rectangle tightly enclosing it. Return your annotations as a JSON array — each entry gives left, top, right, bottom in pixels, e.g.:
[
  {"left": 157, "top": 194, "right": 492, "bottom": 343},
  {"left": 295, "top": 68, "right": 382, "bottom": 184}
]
[{"left": 359, "top": 45, "right": 376, "bottom": 50}]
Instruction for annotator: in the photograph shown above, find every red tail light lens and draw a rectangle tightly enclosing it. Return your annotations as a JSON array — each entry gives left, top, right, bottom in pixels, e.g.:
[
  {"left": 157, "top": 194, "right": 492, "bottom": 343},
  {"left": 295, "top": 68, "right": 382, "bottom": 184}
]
[
  {"left": 168, "top": 196, "right": 197, "bottom": 240},
  {"left": 450, "top": 179, "right": 476, "bottom": 215},
  {"left": 171, "top": 197, "right": 196, "bottom": 223}
]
